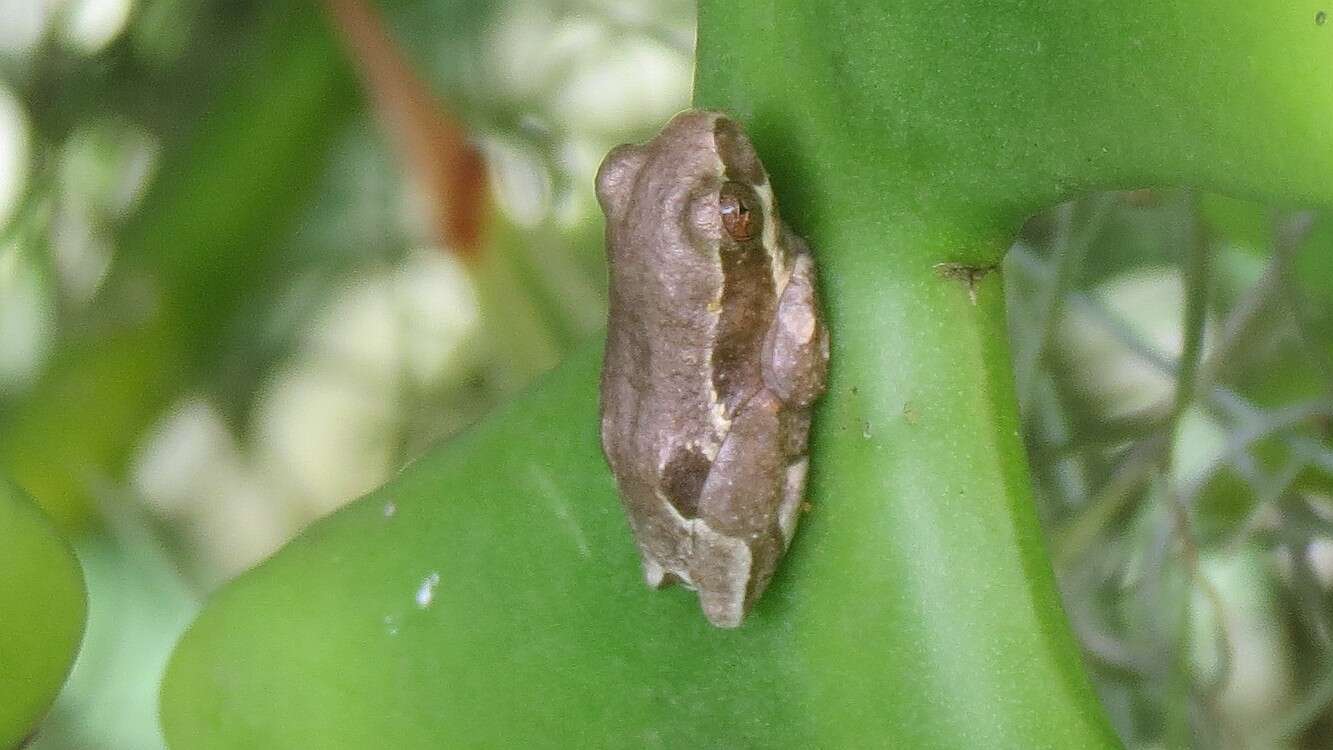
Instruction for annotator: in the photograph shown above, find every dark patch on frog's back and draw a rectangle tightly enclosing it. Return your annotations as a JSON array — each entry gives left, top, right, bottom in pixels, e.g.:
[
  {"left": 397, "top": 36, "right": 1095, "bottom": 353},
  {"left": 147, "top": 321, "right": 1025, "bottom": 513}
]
[
  {"left": 712, "top": 229, "right": 776, "bottom": 413},
  {"left": 662, "top": 445, "right": 711, "bottom": 518},
  {"left": 710, "top": 118, "right": 778, "bottom": 415}
]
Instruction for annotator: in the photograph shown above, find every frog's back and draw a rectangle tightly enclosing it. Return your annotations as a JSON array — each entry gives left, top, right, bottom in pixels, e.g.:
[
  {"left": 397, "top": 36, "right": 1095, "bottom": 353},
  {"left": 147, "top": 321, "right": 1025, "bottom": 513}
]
[
  {"left": 600, "top": 256, "right": 729, "bottom": 476},
  {"left": 598, "top": 112, "right": 741, "bottom": 479}
]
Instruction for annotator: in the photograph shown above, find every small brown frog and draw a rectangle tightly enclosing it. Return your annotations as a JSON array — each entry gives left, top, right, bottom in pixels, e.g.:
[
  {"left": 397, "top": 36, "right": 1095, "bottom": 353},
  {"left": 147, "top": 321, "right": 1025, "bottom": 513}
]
[{"left": 596, "top": 110, "right": 828, "bottom": 628}]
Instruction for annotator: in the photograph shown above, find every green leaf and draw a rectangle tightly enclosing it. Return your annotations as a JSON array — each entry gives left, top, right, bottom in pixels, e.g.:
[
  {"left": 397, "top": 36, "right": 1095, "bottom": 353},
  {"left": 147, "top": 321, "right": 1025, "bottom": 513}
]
[
  {"left": 166, "top": 349, "right": 839, "bottom": 747},
  {"left": 0, "top": 478, "right": 86, "bottom": 747},
  {"left": 162, "top": 2, "right": 1333, "bottom": 747}
]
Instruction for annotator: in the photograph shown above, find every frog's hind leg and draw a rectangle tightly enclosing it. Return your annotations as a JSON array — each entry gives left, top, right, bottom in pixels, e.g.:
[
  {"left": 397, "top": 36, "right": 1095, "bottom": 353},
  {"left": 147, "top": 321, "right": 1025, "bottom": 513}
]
[
  {"left": 688, "top": 522, "right": 755, "bottom": 628},
  {"left": 762, "top": 251, "right": 828, "bottom": 408},
  {"left": 690, "top": 389, "right": 787, "bottom": 627}
]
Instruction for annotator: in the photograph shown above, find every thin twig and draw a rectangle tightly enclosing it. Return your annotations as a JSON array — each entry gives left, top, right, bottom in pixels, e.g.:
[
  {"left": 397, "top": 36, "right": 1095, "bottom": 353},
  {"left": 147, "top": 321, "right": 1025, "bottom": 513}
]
[
  {"left": 1270, "top": 210, "right": 1332, "bottom": 383},
  {"left": 1018, "top": 194, "right": 1117, "bottom": 416},
  {"left": 1178, "top": 399, "right": 1333, "bottom": 505},
  {"left": 1167, "top": 191, "right": 1209, "bottom": 432},
  {"left": 1221, "top": 458, "right": 1305, "bottom": 553},
  {"left": 1054, "top": 435, "right": 1167, "bottom": 567},
  {"left": 1192, "top": 243, "right": 1284, "bottom": 391},
  {"left": 1256, "top": 660, "right": 1333, "bottom": 747}
]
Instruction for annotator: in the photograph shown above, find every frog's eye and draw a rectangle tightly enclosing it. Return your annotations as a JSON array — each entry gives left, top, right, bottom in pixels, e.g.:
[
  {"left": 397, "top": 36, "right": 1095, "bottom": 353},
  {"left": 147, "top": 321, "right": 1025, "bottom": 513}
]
[{"left": 718, "top": 181, "right": 756, "bottom": 242}]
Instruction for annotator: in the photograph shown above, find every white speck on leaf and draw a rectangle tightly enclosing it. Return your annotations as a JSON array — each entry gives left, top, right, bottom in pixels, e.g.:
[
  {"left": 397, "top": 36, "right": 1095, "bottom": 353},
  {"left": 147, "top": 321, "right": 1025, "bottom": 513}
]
[
  {"left": 415, "top": 572, "right": 440, "bottom": 609},
  {"left": 383, "top": 614, "right": 400, "bottom": 636},
  {"left": 382, "top": 500, "right": 397, "bottom": 518}
]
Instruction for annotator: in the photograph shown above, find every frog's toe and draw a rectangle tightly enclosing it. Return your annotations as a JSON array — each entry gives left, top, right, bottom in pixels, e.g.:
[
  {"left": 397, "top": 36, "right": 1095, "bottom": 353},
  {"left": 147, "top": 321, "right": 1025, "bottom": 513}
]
[
  {"left": 778, "top": 457, "right": 809, "bottom": 545},
  {"left": 643, "top": 557, "right": 678, "bottom": 589},
  {"left": 689, "top": 523, "right": 753, "bottom": 627},
  {"left": 698, "top": 588, "right": 746, "bottom": 629}
]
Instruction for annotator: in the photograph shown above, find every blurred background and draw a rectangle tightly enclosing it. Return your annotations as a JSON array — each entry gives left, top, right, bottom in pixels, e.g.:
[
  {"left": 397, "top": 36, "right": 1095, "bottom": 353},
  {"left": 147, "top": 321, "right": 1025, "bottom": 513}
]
[{"left": 0, "top": 1, "right": 1329, "bottom": 748}]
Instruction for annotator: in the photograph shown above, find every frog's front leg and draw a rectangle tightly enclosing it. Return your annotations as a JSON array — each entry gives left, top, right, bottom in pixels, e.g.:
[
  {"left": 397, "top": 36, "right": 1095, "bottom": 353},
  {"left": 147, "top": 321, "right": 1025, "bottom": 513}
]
[
  {"left": 763, "top": 249, "right": 829, "bottom": 408},
  {"left": 763, "top": 246, "right": 827, "bottom": 548},
  {"left": 689, "top": 390, "right": 788, "bottom": 627}
]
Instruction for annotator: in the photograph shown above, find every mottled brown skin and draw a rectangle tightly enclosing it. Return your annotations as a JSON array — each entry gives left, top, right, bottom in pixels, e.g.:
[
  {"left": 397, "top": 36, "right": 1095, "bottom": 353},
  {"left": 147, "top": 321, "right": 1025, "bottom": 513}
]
[{"left": 595, "top": 110, "right": 828, "bottom": 628}]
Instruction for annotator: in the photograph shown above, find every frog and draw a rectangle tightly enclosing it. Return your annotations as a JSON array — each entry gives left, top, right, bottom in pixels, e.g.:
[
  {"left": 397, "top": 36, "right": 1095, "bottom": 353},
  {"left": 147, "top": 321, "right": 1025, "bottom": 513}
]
[{"left": 595, "top": 109, "right": 828, "bottom": 628}]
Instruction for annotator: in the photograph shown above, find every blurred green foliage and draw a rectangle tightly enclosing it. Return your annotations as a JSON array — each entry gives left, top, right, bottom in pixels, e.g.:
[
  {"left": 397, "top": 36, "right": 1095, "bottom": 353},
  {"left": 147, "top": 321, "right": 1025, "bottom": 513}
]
[{"left": 1, "top": 1, "right": 359, "bottom": 527}]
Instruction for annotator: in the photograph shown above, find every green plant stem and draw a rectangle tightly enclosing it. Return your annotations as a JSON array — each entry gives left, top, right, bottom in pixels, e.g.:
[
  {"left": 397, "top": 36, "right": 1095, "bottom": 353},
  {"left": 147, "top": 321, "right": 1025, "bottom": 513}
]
[
  {"left": 693, "top": 2, "right": 1128, "bottom": 744},
  {"left": 796, "top": 232, "right": 1119, "bottom": 747}
]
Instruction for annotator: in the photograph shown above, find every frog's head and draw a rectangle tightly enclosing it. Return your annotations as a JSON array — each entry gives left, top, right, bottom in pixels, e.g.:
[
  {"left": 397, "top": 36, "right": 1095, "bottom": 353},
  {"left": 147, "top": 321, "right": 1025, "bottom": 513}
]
[{"left": 597, "top": 111, "right": 778, "bottom": 274}]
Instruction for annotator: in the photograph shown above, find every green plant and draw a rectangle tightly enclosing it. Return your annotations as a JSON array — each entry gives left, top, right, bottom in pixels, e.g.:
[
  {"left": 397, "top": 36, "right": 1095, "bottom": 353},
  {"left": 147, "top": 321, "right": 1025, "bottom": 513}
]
[
  {"left": 0, "top": 478, "right": 85, "bottom": 748},
  {"left": 155, "top": 1, "right": 1333, "bottom": 747}
]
